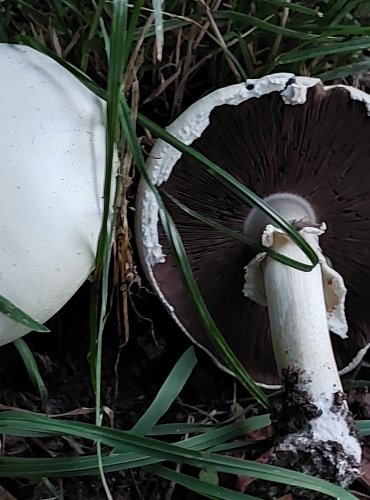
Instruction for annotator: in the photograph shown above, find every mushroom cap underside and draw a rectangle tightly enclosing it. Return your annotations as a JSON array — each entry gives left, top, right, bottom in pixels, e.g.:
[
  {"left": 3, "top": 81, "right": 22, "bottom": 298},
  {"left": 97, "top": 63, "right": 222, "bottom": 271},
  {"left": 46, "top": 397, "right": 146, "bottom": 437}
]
[
  {"left": 136, "top": 75, "right": 370, "bottom": 386},
  {"left": 0, "top": 43, "right": 107, "bottom": 344}
]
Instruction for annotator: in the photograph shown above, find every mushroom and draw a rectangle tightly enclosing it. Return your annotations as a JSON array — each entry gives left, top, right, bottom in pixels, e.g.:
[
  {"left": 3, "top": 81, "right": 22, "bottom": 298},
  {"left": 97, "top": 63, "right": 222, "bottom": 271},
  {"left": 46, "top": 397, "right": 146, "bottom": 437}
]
[
  {"left": 0, "top": 44, "right": 108, "bottom": 344},
  {"left": 136, "top": 73, "right": 370, "bottom": 485}
]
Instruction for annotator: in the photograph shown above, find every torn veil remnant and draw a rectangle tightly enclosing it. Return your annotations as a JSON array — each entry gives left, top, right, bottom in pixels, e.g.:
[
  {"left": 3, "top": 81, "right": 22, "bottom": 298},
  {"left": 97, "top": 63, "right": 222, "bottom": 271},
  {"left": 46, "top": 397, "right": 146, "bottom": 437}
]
[{"left": 136, "top": 73, "right": 370, "bottom": 485}]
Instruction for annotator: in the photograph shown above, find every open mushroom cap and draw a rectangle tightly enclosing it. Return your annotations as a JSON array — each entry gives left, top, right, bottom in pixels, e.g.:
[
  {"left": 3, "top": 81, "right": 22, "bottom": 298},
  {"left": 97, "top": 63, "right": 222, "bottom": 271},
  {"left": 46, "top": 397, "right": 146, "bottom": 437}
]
[
  {"left": 136, "top": 73, "right": 370, "bottom": 387},
  {"left": 0, "top": 44, "right": 107, "bottom": 344}
]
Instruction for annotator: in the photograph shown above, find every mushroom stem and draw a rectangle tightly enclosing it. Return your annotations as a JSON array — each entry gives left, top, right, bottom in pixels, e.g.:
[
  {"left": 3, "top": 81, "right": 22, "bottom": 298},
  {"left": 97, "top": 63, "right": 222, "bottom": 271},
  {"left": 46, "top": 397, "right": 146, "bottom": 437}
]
[{"left": 263, "top": 228, "right": 361, "bottom": 485}]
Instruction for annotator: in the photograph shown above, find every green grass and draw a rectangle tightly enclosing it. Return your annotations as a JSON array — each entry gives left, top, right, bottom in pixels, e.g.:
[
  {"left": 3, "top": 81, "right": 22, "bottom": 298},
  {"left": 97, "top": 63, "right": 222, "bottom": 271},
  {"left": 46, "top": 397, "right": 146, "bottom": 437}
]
[{"left": 2, "top": 0, "right": 370, "bottom": 498}]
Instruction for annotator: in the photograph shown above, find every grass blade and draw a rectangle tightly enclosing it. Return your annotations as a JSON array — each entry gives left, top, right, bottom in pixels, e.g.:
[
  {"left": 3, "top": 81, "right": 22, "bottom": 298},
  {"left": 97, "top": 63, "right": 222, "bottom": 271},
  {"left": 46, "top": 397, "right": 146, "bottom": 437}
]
[
  {"left": 212, "top": 11, "right": 320, "bottom": 40},
  {"left": 355, "top": 420, "right": 370, "bottom": 435},
  {"left": 125, "top": 0, "right": 145, "bottom": 63},
  {"left": 0, "top": 294, "right": 49, "bottom": 333},
  {"left": 278, "top": 38, "right": 370, "bottom": 64},
  {"left": 120, "top": 99, "right": 269, "bottom": 408},
  {"left": 0, "top": 411, "right": 356, "bottom": 498},
  {"left": 80, "top": 0, "right": 106, "bottom": 72},
  {"left": 321, "top": 0, "right": 360, "bottom": 25},
  {"left": 132, "top": 347, "right": 197, "bottom": 435},
  {"left": 13, "top": 339, "right": 48, "bottom": 405},
  {"left": 316, "top": 59, "right": 370, "bottom": 81},
  {"left": 147, "top": 465, "right": 260, "bottom": 499},
  {"left": 259, "top": 0, "right": 323, "bottom": 17},
  {"left": 89, "top": 0, "right": 127, "bottom": 394},
  {"left": 89, "top": 2, "right": 128, "bottom": 497},
  {"left": 152, "top": 0, "right": 164, "bottom": 61},
  {"left": 164, "top": 191, "right": 317, "bottom": 272}
]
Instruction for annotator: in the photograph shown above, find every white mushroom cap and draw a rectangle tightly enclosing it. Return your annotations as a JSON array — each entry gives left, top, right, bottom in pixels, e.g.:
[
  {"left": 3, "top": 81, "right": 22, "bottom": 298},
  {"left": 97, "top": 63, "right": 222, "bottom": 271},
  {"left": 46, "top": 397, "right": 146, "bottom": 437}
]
[{"left": 0, "top": 44, "right": 107, "bottom": 344}]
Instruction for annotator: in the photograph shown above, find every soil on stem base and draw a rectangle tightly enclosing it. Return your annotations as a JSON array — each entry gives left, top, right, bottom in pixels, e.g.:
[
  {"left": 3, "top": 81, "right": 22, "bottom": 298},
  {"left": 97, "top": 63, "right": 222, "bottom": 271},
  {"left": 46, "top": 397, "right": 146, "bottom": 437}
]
[{"left": 251, "top": 367, "right": 360, "bottom": 498}]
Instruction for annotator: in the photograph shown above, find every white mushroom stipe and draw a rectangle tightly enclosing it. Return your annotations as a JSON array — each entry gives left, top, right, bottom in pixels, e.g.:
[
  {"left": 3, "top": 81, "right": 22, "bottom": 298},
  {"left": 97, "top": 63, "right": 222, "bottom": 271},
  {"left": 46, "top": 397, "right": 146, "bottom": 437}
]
[
  {"left": 263, "top": 227, "right": 360, "bottom": 473},
  {"left": 243, "top": 193, "right": 360, "bottom": 480},
  {"left": 243, "top": 194, "right": 348, "bottom": 337}
]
